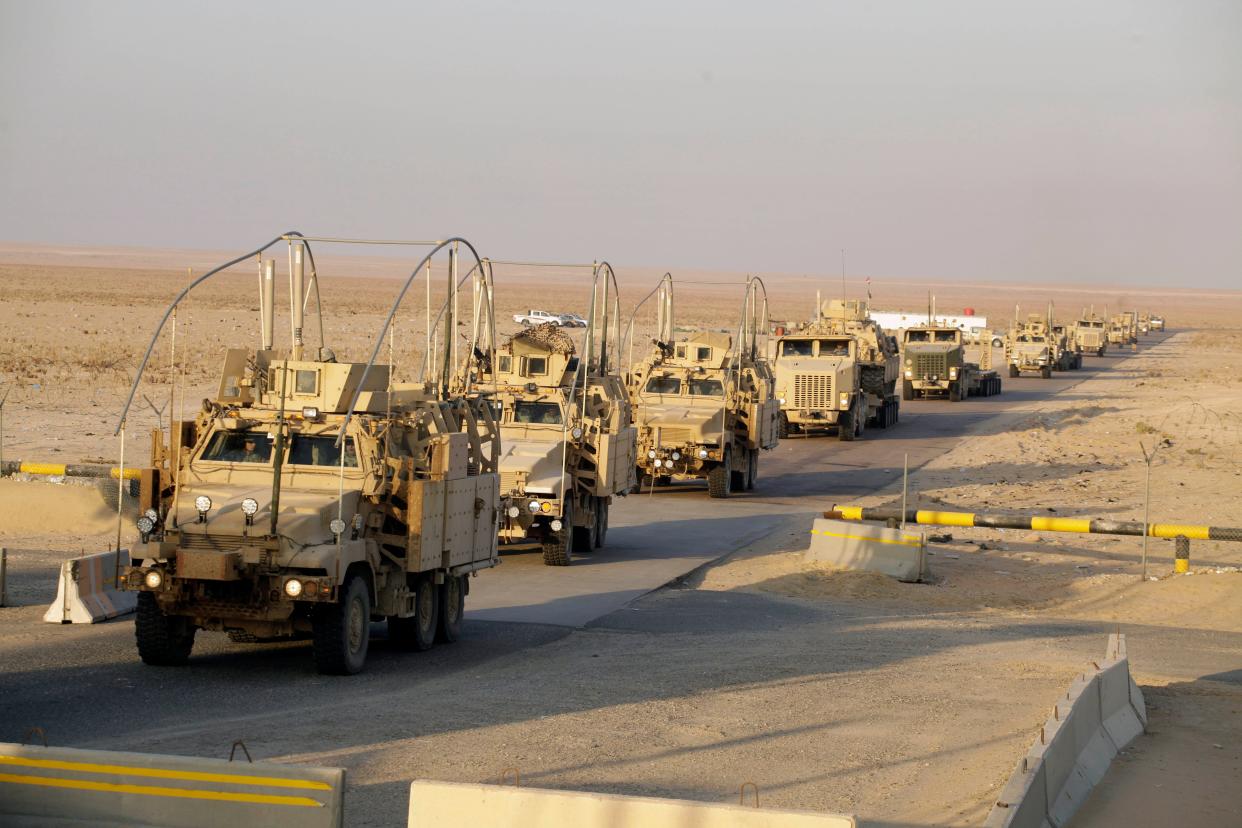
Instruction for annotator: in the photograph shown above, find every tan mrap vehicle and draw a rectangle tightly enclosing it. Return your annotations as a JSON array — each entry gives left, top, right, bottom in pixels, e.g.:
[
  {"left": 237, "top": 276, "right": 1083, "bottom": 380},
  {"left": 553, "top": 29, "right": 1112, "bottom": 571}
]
[
  {"left": 626, "top": 275, "right": 780, "bottom": 497},
  {"left": 1005, "top": 312, "right": 1068, "bottom": 378},
  {"left": 1074, "top": 315, "right": 1108, "bottom": 357},
  {"left": 481, "top": 320, "right": 637, "bottom": 566},
  {"left": 118, "top": 237, "right": 501, "bottom": 675},
  {"left": 1149, "top": 314, "right": 1166, "bottom": 332},
  {"left": 773, "top": 299, "right": 900, "bottom": 440},
  {"left": 900, "top": 324, "right": 1001, "bottom": 400},
  {"left": 1050, "top": 323, "right": 1084, "bottom": 369}
]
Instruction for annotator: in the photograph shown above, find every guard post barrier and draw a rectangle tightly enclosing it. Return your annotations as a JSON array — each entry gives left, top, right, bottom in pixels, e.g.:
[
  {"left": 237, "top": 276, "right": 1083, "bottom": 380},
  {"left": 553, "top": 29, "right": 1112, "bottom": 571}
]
[{"left": 43, "top": 549, "right": 136, "bottom": 624}]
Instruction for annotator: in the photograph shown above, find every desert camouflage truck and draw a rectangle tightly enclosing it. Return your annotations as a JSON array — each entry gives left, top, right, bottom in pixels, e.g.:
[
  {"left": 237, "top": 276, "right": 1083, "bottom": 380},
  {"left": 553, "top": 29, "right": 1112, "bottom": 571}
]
[
  {"left": 1107, "top": 314, "right": 1129, "bottom": 347},
  {"left": 1050, "top": 323, "right": 1084, "bottom": 369},
  {"left": 1005, "top": 312, "right": 1073, "bottom": 378},
  {"left": 900, "top": 324, "right": 1001, "bottom": 400},
  {"left": 119, "top": 237, "right": 501, "bottom": 675},
  {"left": 1149, "top": 314, "right": 1165, "bottom": 332},
  {"left": 1138, "top": 313, "right": 1151, "bottom": 335},
  {"left": 480, "top": 320, "right": 637, "bottom": 566},
  {"left": 1074, "top": 315, "right": 1108, "bottom": 357},
  {"left": 773, "top": 299, "right": 900, "bottom": 439},
  {"left": 625, "top": 275, "right": 780, "bottom": 497}
]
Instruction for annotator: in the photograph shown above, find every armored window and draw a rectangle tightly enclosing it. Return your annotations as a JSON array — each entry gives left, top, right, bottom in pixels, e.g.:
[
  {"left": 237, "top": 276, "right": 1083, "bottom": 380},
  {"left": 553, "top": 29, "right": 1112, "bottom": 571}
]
[
  {"left": 780, "top": 340, "right": 813, "bottom": 357},
  {"left": 696, "top": 347, "right": 712, "bottom": 361},
  {"left": 200, "top": 431, "right": 273, "bottom": 464},
  {"left": 676, "top": 345, "right": 687, "bottom": 359},
  {"left": 645, "top": 376, "right": 682, "bottom": 394},
  {"left": 527, "top": 356, "right": 548, "bottom": 376},
  {"left": 513, "top": 401, "right": 562, "bottom": 424},
  {"left": 817, "top": 339, "right": 852, "bottom": 356},
  {"left": 289, "top": 435, "right": 359, "bottom": 467},
  {"left": 905, "top": 331, "right": 930, "bottom": 343},
  {"left": 295, "top": 369, "right": 318, "bottom": 394},
  {"left": 497, "top": 355, "right": 512, "bottom": 373},
  {"left": 933, "top": 331, "right": 957, "bottom": 342},
  {"left": 688, "top": 378, "right": 724, "bottom": 396}
]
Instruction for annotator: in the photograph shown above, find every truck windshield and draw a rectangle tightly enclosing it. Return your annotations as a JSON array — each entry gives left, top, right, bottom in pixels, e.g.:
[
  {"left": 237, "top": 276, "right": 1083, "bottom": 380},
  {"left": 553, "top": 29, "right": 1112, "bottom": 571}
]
[
  {"left": 780, "top": 340, "right": 813, "bottom": 357},
  {"left": 688, "top": 378, "right": 724, "bottom": 396},
  {"left": 645, "top": 376, "right": 682, "bottom": 394},
  {"left": 513, "top": 401, "right": 563, "bottom": 424},
  {"left": 906, "top": 331, "right": 930, "bottom": 343},
  {"left": 200, "top": 431, "right": 273, "bottom": 463},
  {"left": 817, "top": 339, "right": 851, "bottom": 355},
  {"left": 933, "top": 331, "right": 957, "bottom": 342},
  {"left": 289, "top": 435, "right": 359, "bottom": 467}
]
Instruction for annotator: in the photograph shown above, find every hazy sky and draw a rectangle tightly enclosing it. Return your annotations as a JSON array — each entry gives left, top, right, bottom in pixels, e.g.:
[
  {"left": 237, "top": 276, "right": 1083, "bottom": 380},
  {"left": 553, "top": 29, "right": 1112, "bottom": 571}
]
[{"left": 1, "top": 1, "right": 1238, "bottom": 285}]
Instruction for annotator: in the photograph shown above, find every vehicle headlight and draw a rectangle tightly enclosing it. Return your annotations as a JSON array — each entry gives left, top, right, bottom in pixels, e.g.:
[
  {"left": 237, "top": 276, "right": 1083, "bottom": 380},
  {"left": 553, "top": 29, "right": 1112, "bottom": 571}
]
[
  {"left": 550, "top": 519, "right": 563, "bottom": 531},
  {"left": 671, "top": 451, "right": 681, "bottom": 461},
  {"left": 528, "top": 500, "right": 541, "bottom": 513},
  {"left": 507, "top": 506, "right": 520, "bottom": 518},
  {"left": 839, "top": 392, "right": 850, "bottom": 407},
  {"left": 949, "top": 367, "right": 958, "bottom": 379},
  {"left": 571, "top": 426, "right": 583, "bottom": 439},
  {"left": 194, "top": 495, "right": 212, "bottom": 514},
  {"left": 284, "top": 579, "right": 303, "bottom": 598},
  {"left": 329, "top": 518, "right": 346, "bottom": 535},
  {"left": 648, "top": 450, "right": 657, "bottom": 459},
  {"left": 698, "top": 449, "right": 708, "bottom": 459},
  {"left": 143, "top": 570, "right": 163, "bottom": 589},
  {"left": 905, "top": 370, "right": 913, "bottom": 378},
  {"left": 778, "top": 397, "right": 786, "bottom": 405},
  {"left": 136, "top": 515, "right": 155, "bottom": 535},
  {"left": 241, "top": 498, "right": 259, "bottom": 516},
  {"left": 143, "top": 508, "right": 159, "bottom": 523}
]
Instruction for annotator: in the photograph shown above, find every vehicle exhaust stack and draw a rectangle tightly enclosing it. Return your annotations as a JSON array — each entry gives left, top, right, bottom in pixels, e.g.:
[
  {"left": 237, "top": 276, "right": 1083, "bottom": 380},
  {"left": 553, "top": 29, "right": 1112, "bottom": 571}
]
[
  {"left": 261, "top": 259, "right": 275, "bottom": 351},
  {"left": 291, "top": 243, "right": 305, "bottom": 360}
]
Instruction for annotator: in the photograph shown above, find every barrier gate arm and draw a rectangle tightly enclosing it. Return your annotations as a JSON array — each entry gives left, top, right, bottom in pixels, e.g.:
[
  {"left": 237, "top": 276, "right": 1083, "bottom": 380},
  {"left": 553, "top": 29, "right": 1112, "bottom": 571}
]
[
  {"left": 1, "top": 460, "right": 142, "bottom": 480},
  {"left": 828, "top": 506, "right": 1242, "bottom": 543}
]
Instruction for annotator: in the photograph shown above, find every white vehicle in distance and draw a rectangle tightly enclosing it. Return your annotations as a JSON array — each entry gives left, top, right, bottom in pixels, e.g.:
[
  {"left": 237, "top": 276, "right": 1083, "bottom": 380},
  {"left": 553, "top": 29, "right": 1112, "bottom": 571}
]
[{"left": 513, "top": 309, "right": 564, "bottom": 327}]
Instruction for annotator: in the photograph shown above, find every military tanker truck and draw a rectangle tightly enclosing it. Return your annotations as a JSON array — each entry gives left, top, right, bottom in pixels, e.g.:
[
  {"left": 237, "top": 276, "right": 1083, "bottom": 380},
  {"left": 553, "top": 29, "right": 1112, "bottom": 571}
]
[
  {"left": 626, "top": 276, "right": 780, "bottom": 497},
  {"left": 1074, "top": 314, "right": 1108, "bottom": 357},
  {"left": 773, "top": 299, "right": 900, "bottom": 439},
  {"left": 475, "top": 263, "right": 637, "bottom": 566},
  {"left": 119, "top": 237, "right": 501, "bottom": 674},
  {"left": 900, "top": 324, "right": 1001, "bottom": 400}
]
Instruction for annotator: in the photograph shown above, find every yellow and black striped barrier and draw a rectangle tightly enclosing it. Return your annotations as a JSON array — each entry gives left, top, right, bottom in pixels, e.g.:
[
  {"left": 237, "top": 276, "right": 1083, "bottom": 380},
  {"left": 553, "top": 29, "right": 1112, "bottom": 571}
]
[
  {"left": 828, "top": 506, "right": 1242, "bottom": 543},
  {"left": 1, "top": 460, "right": 141, "bottom": 481}
]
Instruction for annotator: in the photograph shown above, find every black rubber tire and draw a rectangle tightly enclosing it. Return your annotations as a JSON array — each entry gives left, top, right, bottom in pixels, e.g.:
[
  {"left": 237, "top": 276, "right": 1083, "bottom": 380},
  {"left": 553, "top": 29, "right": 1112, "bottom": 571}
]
[
  {"left": 778, "top": 413, "right": 790, "bottom": 440},
  {"left": 1040, "top": 366, "right": 1052, "bottom": 379},
  {"left": 436, "top": 575, "right": 465, "bottom": 644},
  {"left": 995, "top": 378, "right": 1002, "bottom": 395},
  {"left": 948, "top": 382, "right": 961, "bottom": 402},
  {"left": 837, "top": 407, "right": 856, "bottom": 442},
  {"left": 135, "top": 592, "right": 195, "bottom": 666},
  {"left": 730, "top": 457, "right": 747, "bottom": 492},
  {"left": 1008, "top": 364, "right": 1020, "bottom": 378},
  {"left": 541, "top": 502, "right": 574, "bottom": 565},
  {"left": 707, "top": 450, "right": 731, "bottom": 499},
  {"left": 313, "top": 574, "right": 371, "bottom": 675},
  {"left": 746, "top": 449, "right": 758, "bottom": 490},
  {"left": 389, "top": 573, "right": 438, "bottom": 651},
  {"left": 595, "top": 500, "right": 609, "bottom": 548},
  {"left": 1097, "top": 347, "right": 1105, "bottom": 357}
]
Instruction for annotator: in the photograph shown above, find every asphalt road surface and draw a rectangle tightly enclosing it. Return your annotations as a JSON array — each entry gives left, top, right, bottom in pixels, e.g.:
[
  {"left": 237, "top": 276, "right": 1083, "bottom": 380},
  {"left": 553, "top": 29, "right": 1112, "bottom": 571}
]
[{"left": 468, "top": 342, "right": 1161, "bottom": 626}]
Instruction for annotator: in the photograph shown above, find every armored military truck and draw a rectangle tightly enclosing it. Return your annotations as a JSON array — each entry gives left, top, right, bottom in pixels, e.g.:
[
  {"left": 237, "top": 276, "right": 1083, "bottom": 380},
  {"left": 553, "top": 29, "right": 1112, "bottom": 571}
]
[
  {"left": 1005, "top": 312, "right": 1072, "bottom": 378},
  {"left": 900, "top": 324, "right": 1001, "bottom": 400},
  {"left": 626, "top": 276, "right": 779, "bottom": 497},
  {"left": 1074, "top": 315, "right": 1108, "bottom": 357},
  {"left": 119, "top": 237, "right": 501, "bottom": 674},
  {"left": 773, "top": 299, "right": 900, "bottom": 440},
  {"left": 480, "top": 320, "right": 637, "bottom": 566},
  {"left": 1050, "top": 323, "right": 1083, "bottom": 369}
]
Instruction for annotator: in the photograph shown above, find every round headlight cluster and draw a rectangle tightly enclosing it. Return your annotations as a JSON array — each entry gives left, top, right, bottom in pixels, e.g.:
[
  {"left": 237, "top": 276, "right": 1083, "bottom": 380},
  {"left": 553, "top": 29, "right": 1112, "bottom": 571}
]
[
  {"left": 329, "top": 518, "right": 346, "bottom": 536},
  {"left": 194, "top": 495, "right": 212, "bottom": 513},
  {"left": 550, "top": 519, "right": 563, "bottom": 531},
  {"left": 144, "top": 570, "right": 163, "bottom": 589},
  {"left": 136, "top": 515, "right": 155, "bottom": 534},
  {"left": 527, "top": 500, "right": 541, "bottom": 514},
  {"left": 284, "top": 578, "right": 303, "bottom": 598},
  {"left": 144, "top": 508, "right": 158, "bottom": 523},
  {"left": 507, "top": 505, "right": 520, "bottom": 518},
  {"left": 698, "top": 449, "right": 709, "bottom": 459},
  {"left": 571, "top": 426, "right": 583, "bottom": 439},
  {"left": 671, "top": 451, "right": 681, "bottom": 461},
  {"left": 241, "top": 498, "right": 259, "bottom": 516},
  {"left": 647, "top": 450, "right": 657, "bottom": 459}
]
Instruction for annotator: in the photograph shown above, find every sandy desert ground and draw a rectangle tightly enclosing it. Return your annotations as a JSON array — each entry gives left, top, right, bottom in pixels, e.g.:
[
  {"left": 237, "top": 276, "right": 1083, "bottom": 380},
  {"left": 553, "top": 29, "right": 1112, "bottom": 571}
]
[{"left": 1, "top": 245, "right": 1240, "bottom": 826}]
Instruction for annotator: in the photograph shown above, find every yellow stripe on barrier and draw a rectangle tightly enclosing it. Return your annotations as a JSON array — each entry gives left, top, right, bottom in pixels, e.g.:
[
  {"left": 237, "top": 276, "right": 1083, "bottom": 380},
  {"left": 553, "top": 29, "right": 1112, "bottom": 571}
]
[
  {"left": 916, "top": 510, "right": 975, "bottom": 528},
  {"left": 109, "top": 468, "right": 143, "bottom": 480},
  {"left": 1149, "top": 524, "right": 1211, "bottom": 541},
  {"left": 0, "top": 755, "right": 331, "bottom": 790},
  {"left": 1031, "top": 517, "right": 1091, "bottom": 534},
  {"left": 811, "top": 528, "right": 922, "bottom": 548},
  {"left": 0, "top": 772, "right": 325, "bottom": 807},
  {"left": 19, "top": 462, "right": 67, "bottom": 476},
  {"left": 835, "top": 506, "right": 864, "bottom": 521}
]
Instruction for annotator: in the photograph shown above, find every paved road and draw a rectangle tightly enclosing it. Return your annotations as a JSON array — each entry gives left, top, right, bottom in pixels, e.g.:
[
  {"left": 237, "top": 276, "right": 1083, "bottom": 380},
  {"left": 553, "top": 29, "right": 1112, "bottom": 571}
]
[{"left": 468, "top": 340, "right": 1164, "bottom": 626}]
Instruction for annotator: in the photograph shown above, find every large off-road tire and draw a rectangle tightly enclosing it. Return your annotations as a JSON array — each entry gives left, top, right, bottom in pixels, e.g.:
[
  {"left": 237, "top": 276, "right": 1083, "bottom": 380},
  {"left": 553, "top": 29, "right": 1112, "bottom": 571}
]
[
  {"left": 313, "top": 574, "right": 371, "bottom": 675},
  {"left": 837, "top": 406, "right": 856, "bottom": 442},
  {"left": 389, "top": 572, "right": 438, "bottom": 652},
  {"left": 542, "top": 502, "right": 574, "bottom": 566},
  {"left": 572, "top": 497, "right": 597, "bottom": 551},
  {"left": 948, "top": 381, "right": 962, "bottom": 402},
  {"left": 746, "top": 449, "right": 758, "bottom": 491},
  {"left": 436, "top": 575, "right": 465, "bottom": 644},
  {"left": 1040, "top": 365, "right": 1052, "bottom": 379},
  {"left": 1097, "top": 347, "right": 1105, "bottom": 357},
  {"left": 902, "top": 380, "right": 913, "bottom": 401},
  {"left": 594, "top": 500, "right": 609, "bottom": 548},
  {"left": 136, "top": 592, "right": 195, "bottom": 666},
  {"left": 1008, "top": 364, "right": 1020, "bottom": 378},
  {"left": 707, "top": 450, "right": 732, "bottom": 499},
  {"left": 778, "top": 413, "right": 790, "bottom": 440}
]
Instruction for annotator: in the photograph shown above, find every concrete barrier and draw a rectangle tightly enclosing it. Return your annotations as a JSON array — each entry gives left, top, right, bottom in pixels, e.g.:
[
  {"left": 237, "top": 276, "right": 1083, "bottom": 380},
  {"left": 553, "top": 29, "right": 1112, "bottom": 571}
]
[
  {"left": 408, "top": 780, "right": 857, "bottom": 827},
  {"left": 42, "top": 549, "right": 136, "bottom": 624},
  {"left": 985, "top": 634, "right": 1146, "bottom": 828},
  {"left": 0, "top": 742, "right": 344, "bottom": 827},
  {"left": 807, "top": 518, "right": 926, "bottom": 582}
]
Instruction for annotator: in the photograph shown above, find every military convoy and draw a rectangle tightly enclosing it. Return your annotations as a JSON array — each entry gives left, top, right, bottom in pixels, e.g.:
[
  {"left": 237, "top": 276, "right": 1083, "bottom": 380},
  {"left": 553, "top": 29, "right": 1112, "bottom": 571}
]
[
  {"left": 478, "top": 265, "right": 637, "bottom": 566},
  {"left": 1073, "top": 315, "right": 1108, "bottom": 357},
  {"left": 1005, "top": 310, "right": 1079, "bottom": 378},
  {"left": 773, "top": 299, "right": 901, "bottom": 439},
  {"left": 626, "top": 275, "right": 780, "bottom": 497},
  {"left": 900, "top": 323, "right": 1001, "bottom": 400},
  {"left": 119, "top": 237, "right": 501, "bottom": 674}
]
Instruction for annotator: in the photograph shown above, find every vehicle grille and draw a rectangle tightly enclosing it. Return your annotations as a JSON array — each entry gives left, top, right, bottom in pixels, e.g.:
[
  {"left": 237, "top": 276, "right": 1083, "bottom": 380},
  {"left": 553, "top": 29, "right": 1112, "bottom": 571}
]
[
  {"left": 179, "top": 533, "right": 249, "bottom": 552},
  {"left": 500, "top": 471, "right": 522, "bottom": 494},
  {"left": 656, "top": 427, "right": 695, "bottom": 444},
  {"left": 792, "top": 374, "right": 834, "bottom": 409},
  {"left": 914, "top": 354, "right": 947, "bottom": 376}
]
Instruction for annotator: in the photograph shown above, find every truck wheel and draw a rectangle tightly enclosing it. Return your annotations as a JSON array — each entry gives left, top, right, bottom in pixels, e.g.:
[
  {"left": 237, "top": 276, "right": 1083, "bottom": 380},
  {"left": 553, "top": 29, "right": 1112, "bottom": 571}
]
[
  {"left": 436, "top": 575, "right": 465, "bottom": 644},
  {"left": 541, "top": 502, "right": 574, "bottom": 565},
  {"left": 1040, "top": 365, "right": 1052, "bottom": 379},
  {"left": 1097, "top": 347, "right": 1104, "bottom": 357},
  {"left": 390, "top": 573, "right": 438, "bottom": 652},
  {"left": 902, "top": 380, "right": 913, "bottom": 401},
  {"left": 1008, "top": 365, "right": 1019, "bottom": 378},
  {"left": 837, "top": 407, "right": 856, "bottom": 442},
  {"left": 948, "top": 382, "right": 962, "bottom": 402},
  {"left": 313, "top": 574, "right": 371, "bottom": 675},
  {"left": 730, "top": 453, "right": 747, "bottom": 491},
  {"left": 135, "top": 592, "right": 195, "bottom": 666},
  {"left": 594, "top": 500, "right": 609, "bottom": 548},
  {"left": 746, "top": 449, "right": 758, "bottom": 491},
  {"left": 707, "top": 450, "right": 732, "bottom": 498},
  {"left": 572, "top": 498, "right": 596, "bottom": 551},
  {"left": 778, "top": 413, "right": 790, "bottom": 440}
]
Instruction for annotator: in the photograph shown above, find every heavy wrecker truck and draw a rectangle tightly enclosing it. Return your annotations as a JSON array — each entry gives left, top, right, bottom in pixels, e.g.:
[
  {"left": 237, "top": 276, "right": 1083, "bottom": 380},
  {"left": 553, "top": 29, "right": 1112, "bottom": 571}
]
[
  {"left": 119, "top": 236, "right": 501, "bottom": 674},
  {"left": 773, "top": 299, "right": 901, "bottom": 439},
  {"left": 626, "top": 275, "right": 780, "bottom": 497},
  {"left": 473, "top": 263, "right": 637, "bottom": 566},
  {"left": 900, "top": 323, "right": 1001, "bottom": 400}
]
